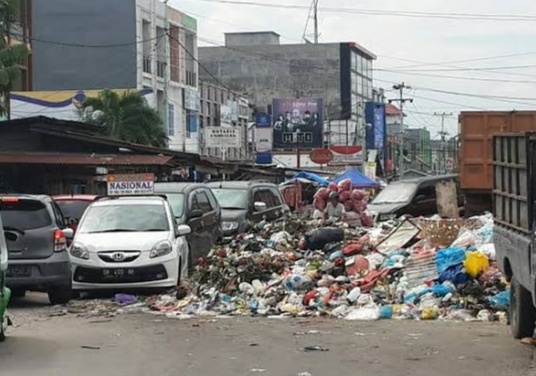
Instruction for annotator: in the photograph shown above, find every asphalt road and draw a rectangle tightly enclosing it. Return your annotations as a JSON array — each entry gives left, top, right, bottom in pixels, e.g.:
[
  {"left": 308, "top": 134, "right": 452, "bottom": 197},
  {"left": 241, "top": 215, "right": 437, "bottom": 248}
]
[{"left": 1, "top": 293, "right": 535, "bottom": 376}]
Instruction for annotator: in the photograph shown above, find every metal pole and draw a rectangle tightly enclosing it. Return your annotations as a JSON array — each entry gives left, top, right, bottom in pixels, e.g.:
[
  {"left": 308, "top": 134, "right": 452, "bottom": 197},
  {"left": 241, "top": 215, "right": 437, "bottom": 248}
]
[{"left": 313, "top": 0, "right": 319, "bottom": 44}]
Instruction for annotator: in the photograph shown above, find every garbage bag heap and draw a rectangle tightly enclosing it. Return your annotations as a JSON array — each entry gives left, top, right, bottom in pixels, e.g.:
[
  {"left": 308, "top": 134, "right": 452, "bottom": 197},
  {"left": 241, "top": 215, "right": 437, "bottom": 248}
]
[{"left": 144, "top": 212, "right": 507, "bottom": 321}]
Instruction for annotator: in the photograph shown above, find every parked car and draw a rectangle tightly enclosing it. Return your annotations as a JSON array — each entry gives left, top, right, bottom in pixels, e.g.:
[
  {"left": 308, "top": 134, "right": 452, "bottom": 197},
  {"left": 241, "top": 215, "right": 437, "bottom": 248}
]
[
  {"left": 0, "top": 195, "right": 74, "bottom": 305},
  {"left": 368, "top": 175, "right": 465, "bottom": 221},
  {"left": 69, "top": 195, "right": 191, "bottom": 291},
  {"left": 53, "top": 195, "right": 97, "bottom": 232},
  {"left": 206, "top": 181, "right": 290, "bottom": 236},
  {"left": 0, "top": 210, "right": 10, "bottom": 341},
  {"left": 154, "top": 183, "right": 222, "bottom": 265}
]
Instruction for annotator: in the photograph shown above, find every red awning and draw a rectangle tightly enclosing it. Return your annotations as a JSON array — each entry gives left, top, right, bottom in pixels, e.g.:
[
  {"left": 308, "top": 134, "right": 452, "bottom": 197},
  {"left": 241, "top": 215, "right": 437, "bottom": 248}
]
[{"left": 0, "top": 153, "right": 174, "bottom": 166}]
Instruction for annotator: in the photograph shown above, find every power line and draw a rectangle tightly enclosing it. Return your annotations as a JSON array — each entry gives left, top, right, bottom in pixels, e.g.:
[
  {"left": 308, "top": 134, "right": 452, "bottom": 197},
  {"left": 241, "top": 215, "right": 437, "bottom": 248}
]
[
  {"left": 378, "top": 64, "right": 536, "bottom": 72},
  {"left": 184, "top": 0, "right": 536, "bottom": 21},
  {"left": 10, "top": 33, "right": 161, "bottom": 48},
  {"left": 377, "top": 69, "right": 536, "bottom": 85}
]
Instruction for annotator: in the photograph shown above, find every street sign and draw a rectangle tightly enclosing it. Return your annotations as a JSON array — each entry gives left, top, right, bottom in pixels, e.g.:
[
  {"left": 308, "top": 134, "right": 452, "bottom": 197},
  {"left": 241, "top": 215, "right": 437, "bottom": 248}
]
[
  {"left": 309, "top": 148, "right": 334, "bottom": 165},
  {"left": 107, "top": 173, "right": 155, "bottom": 196},
  {"left": 205, "top": 127, "right": 242, "bottom": 148}
]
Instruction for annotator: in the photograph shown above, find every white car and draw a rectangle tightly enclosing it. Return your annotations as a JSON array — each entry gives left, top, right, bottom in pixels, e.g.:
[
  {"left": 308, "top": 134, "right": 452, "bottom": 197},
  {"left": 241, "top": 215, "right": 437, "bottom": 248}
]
[{"left": 69, "top": 196, "right": 191, "bottom": 291}]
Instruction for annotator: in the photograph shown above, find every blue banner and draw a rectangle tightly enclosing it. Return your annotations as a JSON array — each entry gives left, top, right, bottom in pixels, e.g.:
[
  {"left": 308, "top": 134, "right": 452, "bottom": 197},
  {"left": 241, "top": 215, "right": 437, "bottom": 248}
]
[{"left": 365, "top": 102, "right": 386, "bottom": 151}]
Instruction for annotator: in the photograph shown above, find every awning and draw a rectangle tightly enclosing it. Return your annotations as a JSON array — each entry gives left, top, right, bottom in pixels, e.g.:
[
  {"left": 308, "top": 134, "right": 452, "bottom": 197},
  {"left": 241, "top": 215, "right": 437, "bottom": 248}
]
[{"left": 0, "top": 153, "right": 174, "bottom": 166}]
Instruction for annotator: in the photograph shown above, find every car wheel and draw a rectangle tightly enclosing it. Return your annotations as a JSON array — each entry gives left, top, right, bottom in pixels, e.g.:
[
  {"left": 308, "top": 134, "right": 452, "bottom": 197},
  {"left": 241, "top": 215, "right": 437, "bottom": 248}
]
[
  {"left": 510, "top": 278, "right": 536, "bottom": 339},
  {"left": 10, "top": 289, "right": 25, "bottom": 299},
  {"left": 48, "top": 286, "right": 72, "bottom": 306}
]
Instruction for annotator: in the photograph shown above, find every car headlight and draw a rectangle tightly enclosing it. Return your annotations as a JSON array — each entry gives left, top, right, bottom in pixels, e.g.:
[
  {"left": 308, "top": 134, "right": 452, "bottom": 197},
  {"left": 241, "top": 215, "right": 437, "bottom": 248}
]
[
  {"left": 70, "top": 243, "right": 89, "bottom": 260},
  {"left": 222, "top": 221, "right": 239, "bottom": 231},
  {"left": 150, "top": 240, "right": 173, "bottom": 258}
]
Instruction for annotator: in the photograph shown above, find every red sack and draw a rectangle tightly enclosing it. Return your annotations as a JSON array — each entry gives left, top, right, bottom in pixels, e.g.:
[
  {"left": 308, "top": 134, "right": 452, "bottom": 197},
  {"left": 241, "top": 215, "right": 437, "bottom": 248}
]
[
  {"left": 353, "top": 199, "right": 367, "bottom": 213},
  {"left": 339, "top": 191, "right": 351, "bottom": 202},
  {"left": 313, "top": 197, "right": 326, "bottom": 211},
  {"left": 343, "top": 200, "right": 354, "bottom": 212},
  {"left": 327, "top": 182, "right": 339, "bottom": 193},
  {"left": 351, "top": 189, "right": 366, "bottom": 201},
  {"left": 314, "top": 188, "right": 329, "bottom": 200},
  {"left": 337, "top": 178, "right": 352, "bottom": 192}
]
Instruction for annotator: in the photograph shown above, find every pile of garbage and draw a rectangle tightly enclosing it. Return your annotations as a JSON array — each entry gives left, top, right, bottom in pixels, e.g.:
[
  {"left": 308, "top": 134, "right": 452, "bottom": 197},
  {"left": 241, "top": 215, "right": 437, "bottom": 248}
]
[{"left": 65, "top": 212, "right": 509, "bottom": 322}]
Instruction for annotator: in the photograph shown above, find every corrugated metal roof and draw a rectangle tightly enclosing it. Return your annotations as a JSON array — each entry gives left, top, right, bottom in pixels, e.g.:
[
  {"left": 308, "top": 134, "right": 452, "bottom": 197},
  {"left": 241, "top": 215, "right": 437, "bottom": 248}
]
[{"left": 0, "top": 153, "right": 174, "bottom": 166}]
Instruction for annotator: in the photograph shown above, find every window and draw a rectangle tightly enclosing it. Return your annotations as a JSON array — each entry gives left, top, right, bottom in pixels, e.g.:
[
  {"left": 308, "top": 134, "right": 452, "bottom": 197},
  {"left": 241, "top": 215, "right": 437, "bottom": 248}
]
[
  {"left": 212, "top": 189, "right": 248, "bottom": 210},
  {"left": 207, "top": 101, "right": 211, "bottom": 115},
  {"left": 357, "top": 55, "right": 363, "bottom": 74},
  {"left": 79, "top": 204, "right": 169, "bottom": 233},
  {"left": 196, "top": 191, "right": 213, "bottom": 213},
  {"left": 168, "top": 103, "right": 175, "bottom": 136},
  {"left": 0, "top": 199, "right": 52, "bottom": 230},
  {"left": 204, "top": 189, "right": 219, "bottom": 210},
  {"left": 357, "top": 75, "right": 363, "bottom": 96},
  {"left": 164, "top": 193, "right": 185, "bottom": 218},
  {"left": 253, "top": 188, "right": 277, "bottom": 208},
  {"left": 269, "top": 188, "right": 283, "bottom": 206},
  {"left": 200, "top": 100, "right": 204, "bottom": 114},
  {"left": 351, "top": 52, "right": 357, "bottom": 72},
  {"left": 55, "top": 200, "right": 92, "bottom": 221}
]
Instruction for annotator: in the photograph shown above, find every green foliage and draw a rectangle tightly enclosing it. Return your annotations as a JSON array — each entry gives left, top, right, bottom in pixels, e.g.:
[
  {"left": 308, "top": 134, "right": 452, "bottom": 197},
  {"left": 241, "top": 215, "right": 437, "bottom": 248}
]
[
  {"left": 79, "top": 89, "right": 169, "bottom": 148},
  {"left": 0, "top": 0, "right": 30, "bottom": 117}
]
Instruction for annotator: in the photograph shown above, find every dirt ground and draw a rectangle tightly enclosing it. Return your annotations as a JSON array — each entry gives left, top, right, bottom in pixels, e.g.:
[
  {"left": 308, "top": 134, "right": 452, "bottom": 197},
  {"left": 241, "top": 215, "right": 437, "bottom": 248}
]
[{"left": 1, "top": 293, "right": 534, "bottom": 376}]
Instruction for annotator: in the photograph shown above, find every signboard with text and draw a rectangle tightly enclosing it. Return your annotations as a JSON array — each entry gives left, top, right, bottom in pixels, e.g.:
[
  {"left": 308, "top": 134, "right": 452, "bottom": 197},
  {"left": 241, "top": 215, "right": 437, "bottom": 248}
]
[
  {"left": 107, "top": 173, "right": 154, "bottom": 196},
  {"left": 329, "top": 145, "right": 363, "bottom": 165},
  {"left": 205, "top": 127, "right": 242, "bottom": 148},
  {"left": 272, "top": 98, "right": 323, "bottom": 149}
]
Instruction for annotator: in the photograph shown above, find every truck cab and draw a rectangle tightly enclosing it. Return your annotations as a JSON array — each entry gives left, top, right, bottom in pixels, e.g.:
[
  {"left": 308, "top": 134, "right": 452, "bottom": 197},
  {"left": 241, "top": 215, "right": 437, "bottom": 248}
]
[{"left": 493, "top": 133, "right": 536, "bottom": 338}]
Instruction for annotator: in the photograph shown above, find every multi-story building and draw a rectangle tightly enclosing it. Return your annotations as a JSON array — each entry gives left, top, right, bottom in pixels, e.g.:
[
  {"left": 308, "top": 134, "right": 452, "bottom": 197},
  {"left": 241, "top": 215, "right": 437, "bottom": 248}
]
[
  {"left": 198, "top": 82, "right": 251, "bottom": 161},
  {"left": 28, "top": 0, "right": 199, "bottom": 152},
  {"left": 405, "top": 128, "right": 432, "bottom": 171},
  {"left": 198, "top": 31, "right": 376, "bottom": 166}
]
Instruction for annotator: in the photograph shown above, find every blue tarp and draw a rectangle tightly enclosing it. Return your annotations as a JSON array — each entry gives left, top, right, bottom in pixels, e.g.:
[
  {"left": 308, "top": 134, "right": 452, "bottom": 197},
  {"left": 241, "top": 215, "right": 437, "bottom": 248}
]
[
  {"left": 287, "top": 172, "right": 330, "bottom": 187},
  {"left": 331, "top": 168, "right": 380, "bottom": 188}
]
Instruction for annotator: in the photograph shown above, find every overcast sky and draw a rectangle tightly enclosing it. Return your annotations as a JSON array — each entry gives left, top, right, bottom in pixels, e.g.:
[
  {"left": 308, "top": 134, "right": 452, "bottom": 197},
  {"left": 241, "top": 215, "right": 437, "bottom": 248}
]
[{"left": 171, "top": 0, "right": 536, "bottom": 137}]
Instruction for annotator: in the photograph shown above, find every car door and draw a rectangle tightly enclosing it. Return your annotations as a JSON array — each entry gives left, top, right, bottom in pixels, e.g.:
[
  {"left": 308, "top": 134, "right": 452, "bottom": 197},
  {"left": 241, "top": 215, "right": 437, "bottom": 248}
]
[
  {"left": 203, "top": 188, "right": 222, "bottom": 243},
  {"left": 251, "top": 187, "right": 279, "bottom": 222},
  {"left": 185, "top": 190, "right": 204, "bottom": 260},
  {"left": 190, "top": 189, "right": 215, "bottom": 260}
]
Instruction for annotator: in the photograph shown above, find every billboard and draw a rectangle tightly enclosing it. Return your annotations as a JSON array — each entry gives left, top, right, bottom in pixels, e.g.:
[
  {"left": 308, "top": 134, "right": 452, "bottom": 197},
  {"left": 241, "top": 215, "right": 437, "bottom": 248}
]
[
  {"left": 255, "top": 113, "right": 272, "bottom": 164},
  {"left": 330, "top": 145, "right": 364, "bottom": 165},
  {"left": 272, "top": 98, "right": 323, "bottom": 149},
  {"left": 10, "top": 89, "right": 154, "bottom": 121},
  {"left": 205, "top": 126, "right": 242, "bottom": 148},
  {"left": 365, "top": 102, "right": 386, "bottom": 151}
]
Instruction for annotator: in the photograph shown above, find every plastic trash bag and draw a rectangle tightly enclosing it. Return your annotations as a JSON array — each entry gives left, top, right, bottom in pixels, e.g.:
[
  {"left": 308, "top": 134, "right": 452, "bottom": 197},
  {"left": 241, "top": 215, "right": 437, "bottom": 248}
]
[
  {"left": 345, "top": 306, "right": 381, "bottom": 321},
  {"left": 451, "top": 229, "right": 477, "bottom": 248},
  {"left": 464, "top": 251, "right": 490, "bottom": 278},
  {"left": 480, "top": 243, "right": 496, "bottom": 261},
  {"left": 438, "top": 264, "right": 470, "bottom": 285},
  {"left": 435, "top": 247, "right": 466, "bottom": 274},
  {"left": 304, "top": 227, "right": 345, "bottom": 250},
  {"left": 488, "top": 290, "right": 509, "bottom": 309}
]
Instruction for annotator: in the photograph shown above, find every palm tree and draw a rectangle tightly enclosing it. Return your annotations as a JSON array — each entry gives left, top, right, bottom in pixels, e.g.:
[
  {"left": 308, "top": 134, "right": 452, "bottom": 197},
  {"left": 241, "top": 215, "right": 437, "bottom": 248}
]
[
  {"left": 79, "top": 89, "right": 169, "bottom": 148},
  {"left": 0, "top": 0, "right": 30, "bottom": 117}
]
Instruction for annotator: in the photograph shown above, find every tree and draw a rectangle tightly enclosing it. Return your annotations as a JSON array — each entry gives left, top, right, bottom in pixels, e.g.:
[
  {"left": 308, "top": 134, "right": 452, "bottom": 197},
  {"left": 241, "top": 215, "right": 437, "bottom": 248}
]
[
  {"left": 0, "top": 0, "right": 29, "bottom": 118},
  {"left": 79, "top": 89, "right": 169, "bottom": 148}
]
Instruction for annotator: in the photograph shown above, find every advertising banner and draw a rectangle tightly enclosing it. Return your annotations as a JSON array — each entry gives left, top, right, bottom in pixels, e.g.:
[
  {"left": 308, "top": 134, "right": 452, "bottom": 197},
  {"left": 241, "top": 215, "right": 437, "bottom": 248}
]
[
  {"left": 205, "top": 127, "right": 242, "bottom": 148},
  {"left": 184, "top": 88, "right": 200, "bottom": 111},
  {"left": 365, "top": 102, "right": 386, "bottom": 152},
  {"left": 364, "top": 162, "right": 377, "bottom": 181},
  {"left": 256, "top": 128, "right": 273, "bottom": 153},
  {"left": 329, "top": 145, "right": 363, "bottom": 165},
  {"left": 272, "top": 98, "right": 323, "bottom": 149},
  {"left": 255, "top": 113, "right": 272, "bottom": 164}
]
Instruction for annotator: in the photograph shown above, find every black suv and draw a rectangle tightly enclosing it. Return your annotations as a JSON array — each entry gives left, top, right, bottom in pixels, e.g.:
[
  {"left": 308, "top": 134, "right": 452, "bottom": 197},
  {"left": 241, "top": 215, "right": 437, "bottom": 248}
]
[
  {"left": 155, "top": 183, "right": 222, "bottom": 264},
  {"left": 0, "top": 195, "right": 74, "bottom": 305},
  {"left": 206, "top": 181, "right": 290, "bottom": 236}
]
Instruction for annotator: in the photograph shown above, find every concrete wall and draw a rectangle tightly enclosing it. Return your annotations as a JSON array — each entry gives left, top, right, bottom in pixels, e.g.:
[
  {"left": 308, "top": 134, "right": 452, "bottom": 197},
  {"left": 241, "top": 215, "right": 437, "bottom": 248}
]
[
  {"left": 198, "top": 43, "right": 342, "bottom": 116},
  {"left": 32, "top": 0, "right": 138, "bottom": 90}
]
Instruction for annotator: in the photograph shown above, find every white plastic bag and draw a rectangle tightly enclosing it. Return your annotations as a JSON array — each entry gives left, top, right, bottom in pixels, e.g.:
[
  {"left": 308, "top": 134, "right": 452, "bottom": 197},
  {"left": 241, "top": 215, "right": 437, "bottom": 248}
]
[{"left": 345, "top": 305, "right": 381, "bottom": 321}]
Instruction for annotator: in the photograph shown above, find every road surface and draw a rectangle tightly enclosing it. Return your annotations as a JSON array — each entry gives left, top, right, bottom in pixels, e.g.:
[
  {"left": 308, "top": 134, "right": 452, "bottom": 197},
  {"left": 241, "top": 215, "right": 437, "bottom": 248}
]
[{"left": 1, "top": 293, "right": 534, "bottom": 376}]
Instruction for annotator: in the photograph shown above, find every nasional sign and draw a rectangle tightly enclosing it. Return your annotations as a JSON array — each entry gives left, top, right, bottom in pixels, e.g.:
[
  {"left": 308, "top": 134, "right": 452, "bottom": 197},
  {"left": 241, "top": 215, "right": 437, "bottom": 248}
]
[{"left": 107, "top": 173, "right": 155, "bottom": 196}]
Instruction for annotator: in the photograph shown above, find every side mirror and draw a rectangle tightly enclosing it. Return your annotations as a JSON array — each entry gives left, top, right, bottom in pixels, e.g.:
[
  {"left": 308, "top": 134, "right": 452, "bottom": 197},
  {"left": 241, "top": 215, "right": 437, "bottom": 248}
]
[
  {"left": 177, "top": 224, "right": 192, "bottom": 236},
  {"left": 63, "top": 228, "right": 75, "bottom": 239},
  {"left": 68, "top": 217, "right": 78, "bottom": 226},
  {"left": 189, "top": 209, "right": 203, "bottom": 220},
  {"left": 254, "top": 201, "right": 267, "bottom": 212}
]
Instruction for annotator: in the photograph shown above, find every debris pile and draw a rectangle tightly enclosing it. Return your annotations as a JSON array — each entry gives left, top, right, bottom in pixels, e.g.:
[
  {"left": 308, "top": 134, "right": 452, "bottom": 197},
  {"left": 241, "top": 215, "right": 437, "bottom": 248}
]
[{"left": 67, "top": 212, "right": 509, "bottom": 322}]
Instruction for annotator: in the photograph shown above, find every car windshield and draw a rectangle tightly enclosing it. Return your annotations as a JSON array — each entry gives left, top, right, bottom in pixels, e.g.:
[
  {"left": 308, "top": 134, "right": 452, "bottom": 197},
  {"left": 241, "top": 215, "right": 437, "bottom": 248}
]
[
  {"left": 0, "top": 199, "right": 52, "bottom": 230},
  {"left": 78, "top": 204, "right": 170, "bottom": 233},
  {"left": 212, "top": 189, "right": 249, "bottom": 210},
  {"left": 372, "top": 183, "right": 417, "bottom": 204},
  {"left": 164, "top": 193, "right": 185, "bottom": 218},
  {"left": 55, "top": 200, "right": 92, "bottom": 220}
]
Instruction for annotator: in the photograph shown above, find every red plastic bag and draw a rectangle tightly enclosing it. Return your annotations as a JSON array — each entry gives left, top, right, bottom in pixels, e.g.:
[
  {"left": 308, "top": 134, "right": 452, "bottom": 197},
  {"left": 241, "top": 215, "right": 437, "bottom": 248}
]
[
  {"left": 339, "top": 191, "right": 351, "bottom": 202},
  {"left": 313, "top": 197, "right": 326, "bottom": 211},
  {"left": 337, "top": 178, "right": 352, "bottom": 192},
  {"left": 351, "top": 189, "right": 366, "bottom": 201},
  {"left": 327, "top": 182, "right": 339, "bottom": 193},
  {"left": 314, "top": 188, "right": 329, "bottom": 200},
  {"left": 343, "top": 200, "right": 354, "bottom": 212},
  {"left": 343, "top": 241, "right": 363, "bottom": 256}
]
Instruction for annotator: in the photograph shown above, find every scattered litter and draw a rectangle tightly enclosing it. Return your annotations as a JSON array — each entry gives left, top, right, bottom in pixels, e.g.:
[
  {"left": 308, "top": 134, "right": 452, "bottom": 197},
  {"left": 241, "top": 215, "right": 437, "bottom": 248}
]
[
  {"left": 302, "top": 346, "right": 329, "bottom": 352},
  {"left": 297, "top": 372, "right": 312, "bottom": 376},
  {"left": 80, "top": 346, "right": 100, "bottom": 350},
  {"left": 250, "top": 369, "right": 266, "bottom": 373}
]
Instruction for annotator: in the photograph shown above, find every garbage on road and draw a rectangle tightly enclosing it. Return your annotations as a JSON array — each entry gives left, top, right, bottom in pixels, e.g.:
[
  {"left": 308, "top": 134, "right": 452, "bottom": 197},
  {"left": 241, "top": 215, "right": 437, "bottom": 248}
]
[{"left": 64, "top": 211, "right": 509, "bottom": 323}]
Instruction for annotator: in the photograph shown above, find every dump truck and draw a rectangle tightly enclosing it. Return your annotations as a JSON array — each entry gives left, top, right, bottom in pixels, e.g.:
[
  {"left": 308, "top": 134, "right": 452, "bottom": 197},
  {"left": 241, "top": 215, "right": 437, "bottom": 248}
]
[
  {"left": 493, "top": 132, "right": 536, "bottom": 338},
  {"left": 460, "top": 111, "right": 536, "bottom": 216}
]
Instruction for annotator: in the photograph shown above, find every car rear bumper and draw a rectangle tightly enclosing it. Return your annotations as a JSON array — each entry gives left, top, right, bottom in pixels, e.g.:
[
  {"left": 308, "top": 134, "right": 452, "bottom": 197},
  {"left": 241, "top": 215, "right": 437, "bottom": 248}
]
[{"left": 6, "top": 251, "right": 71, "bottom": 289}]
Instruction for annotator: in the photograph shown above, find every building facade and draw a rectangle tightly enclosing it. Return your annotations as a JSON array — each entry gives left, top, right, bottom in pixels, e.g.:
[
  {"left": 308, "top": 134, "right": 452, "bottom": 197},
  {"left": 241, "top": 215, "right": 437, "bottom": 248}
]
[
  {"left": 29, "top": 0, "right": 199, "bottom": 152},
  {"left": 405, "top": 128, "right": 432, "bottom": 171},
  {"left": 198, "top": 31, "right": 376, "bottom": 166},
  {"left": 198, "top": 82, "right": 251, "bottom": 161}
]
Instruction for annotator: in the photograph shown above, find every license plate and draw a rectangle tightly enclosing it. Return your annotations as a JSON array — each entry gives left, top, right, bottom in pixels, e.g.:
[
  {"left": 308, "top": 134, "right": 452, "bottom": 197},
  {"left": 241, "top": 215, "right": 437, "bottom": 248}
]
[
  {"left": 6, "top": 266, "right": 31, "bottom": 277},
  {"left": 102, "top": 268, "right": 135, "bottom": 278}
]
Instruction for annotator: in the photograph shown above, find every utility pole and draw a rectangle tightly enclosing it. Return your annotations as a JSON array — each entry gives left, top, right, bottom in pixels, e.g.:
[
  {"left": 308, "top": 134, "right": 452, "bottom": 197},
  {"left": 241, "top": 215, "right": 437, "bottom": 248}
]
[
  {"left": 313, "top": 0, "right": 319, "bottom": 44},
  {"left": 163, "top": 0, "right": 170, "bottom": 147},
  {"left": 389, "top": 82, "right": 412, "bottom": 178},
  {"left": 434, "top": 112, "right": 453, "bottom": 174}
]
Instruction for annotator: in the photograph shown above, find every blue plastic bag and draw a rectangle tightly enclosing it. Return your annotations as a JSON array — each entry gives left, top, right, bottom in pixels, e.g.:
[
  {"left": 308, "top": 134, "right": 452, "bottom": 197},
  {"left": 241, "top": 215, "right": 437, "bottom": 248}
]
[
  {"left": 380, "top": 305, "right": 393, "bottom": 319},
  {"left": 436, "top": 247, "right": 466, "bottom": 274},
  {"left": 489, "top": 290, "right": 510, "bottom": 309},
  {"left": 438, "top": 264, "right": 471, "bottom": 285}
]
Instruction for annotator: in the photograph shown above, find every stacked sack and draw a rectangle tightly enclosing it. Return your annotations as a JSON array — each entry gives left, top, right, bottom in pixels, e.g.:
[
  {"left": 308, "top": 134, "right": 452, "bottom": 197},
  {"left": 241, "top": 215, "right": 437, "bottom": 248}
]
[{"left": 313, "top": 179, "right": 373, "bottom": 227}]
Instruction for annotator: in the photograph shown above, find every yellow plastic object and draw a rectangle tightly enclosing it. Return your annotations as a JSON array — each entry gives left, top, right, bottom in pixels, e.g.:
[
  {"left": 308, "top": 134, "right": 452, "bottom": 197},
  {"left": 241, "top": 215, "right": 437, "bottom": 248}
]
[
  {"left": 421, "top": 307, "right": 439, "bottom": 320},
  {"left": 464, "top": 251, "right": 490, "bottom": 278}
]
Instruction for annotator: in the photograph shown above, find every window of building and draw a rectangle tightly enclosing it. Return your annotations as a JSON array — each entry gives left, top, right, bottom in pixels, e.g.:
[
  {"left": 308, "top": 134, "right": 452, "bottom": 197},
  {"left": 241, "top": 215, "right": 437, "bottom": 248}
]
[
  {"left": 357, "top": 55, "right": 363, "bottom": 74},
  {"left": 357, "top": 75, "right": 363, "bottom": 96},
  {"left": 167, "top": 104, "right": 175, "bottom": 136},
  {"left": 207, "top": 101, "right": 211, "bottom": 115},
  {"left": 351, "top": 52, "right": 357, "bottom": 72},
  {"left": 200, "top": 100, "right": 204, "bottom": 114}
]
